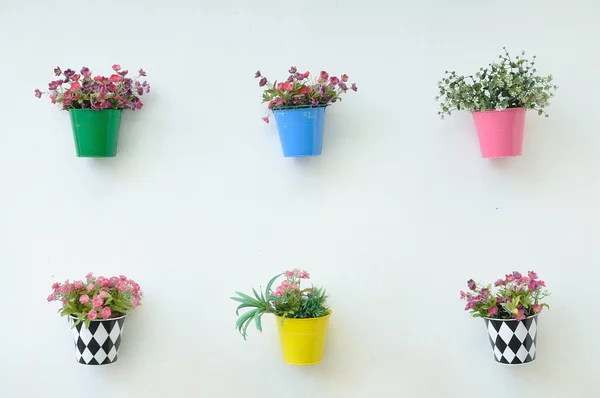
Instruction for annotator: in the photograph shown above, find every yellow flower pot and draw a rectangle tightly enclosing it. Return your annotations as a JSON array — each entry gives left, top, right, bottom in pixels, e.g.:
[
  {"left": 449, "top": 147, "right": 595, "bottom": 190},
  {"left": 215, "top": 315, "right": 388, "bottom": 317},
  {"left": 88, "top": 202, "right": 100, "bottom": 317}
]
[{"left": 275, "top": 313, "right": 331, "bottom": 365}]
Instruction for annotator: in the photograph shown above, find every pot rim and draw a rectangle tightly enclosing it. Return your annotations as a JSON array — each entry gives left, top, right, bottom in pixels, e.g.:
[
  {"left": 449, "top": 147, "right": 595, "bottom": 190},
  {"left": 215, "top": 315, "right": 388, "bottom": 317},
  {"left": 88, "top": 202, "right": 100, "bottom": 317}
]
[
  {"left": 68, "top": 108, "right": 123, "bottom": 113},
  {"left": 274, "top": 312, "right": 331, "bottom": 321},
  {"left": 483, "top": 313, "right": 539, "bottom": 322},
  {"left": 69, "top": 313, "right": 127, "bottom": 321},
  {"left": 471, "top": 106, "right": 526, "bottom": 114},
  {"left": 273, "top": 104, "right": 328, "bottom": 111}
]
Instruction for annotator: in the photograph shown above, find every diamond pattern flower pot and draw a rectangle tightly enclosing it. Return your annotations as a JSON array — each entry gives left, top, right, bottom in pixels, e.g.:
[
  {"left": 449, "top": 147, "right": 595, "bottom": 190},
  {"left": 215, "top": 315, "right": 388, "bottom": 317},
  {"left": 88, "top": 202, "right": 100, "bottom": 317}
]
[
  {"left": 484, "top": 314, "right": 538, "bottom": 364},
  {"left": 70, "top": 315, "right": 126, "bottom": 365},
  {"left": 275, "top": 314, "right": 330, "bottom": 365},
  {"left": 273, "top": 106, "right": 326, "bottom": 157},
  {"left": 69, "top": 109, "right": 121, "bottom": 157},
  {"left": 472, "top": 107, "right": 526, "bottom": 158}
]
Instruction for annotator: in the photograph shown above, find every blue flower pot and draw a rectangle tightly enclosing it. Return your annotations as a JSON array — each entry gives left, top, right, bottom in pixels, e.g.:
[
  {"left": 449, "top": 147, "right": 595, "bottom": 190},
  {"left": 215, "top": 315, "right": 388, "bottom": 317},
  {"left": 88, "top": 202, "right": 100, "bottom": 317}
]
[{"left": 273, "top": 107, "right": 326, "bottom": 157}]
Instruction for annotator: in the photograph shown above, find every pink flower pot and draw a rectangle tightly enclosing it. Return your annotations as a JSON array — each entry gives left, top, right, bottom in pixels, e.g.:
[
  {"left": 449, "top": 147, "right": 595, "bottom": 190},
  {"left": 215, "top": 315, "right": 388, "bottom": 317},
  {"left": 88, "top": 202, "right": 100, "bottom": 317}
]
[{"left": 471, "top": 107, "right": 526, "bottom": 158}]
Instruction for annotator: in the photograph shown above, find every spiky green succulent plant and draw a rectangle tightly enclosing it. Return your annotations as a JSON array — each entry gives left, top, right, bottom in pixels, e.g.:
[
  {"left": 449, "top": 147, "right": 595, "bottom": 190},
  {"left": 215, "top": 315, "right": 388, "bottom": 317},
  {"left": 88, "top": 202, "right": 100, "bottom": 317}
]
[
  {"left": 231, "top": 273, "right": 281, "bottom": 340},
  {"left": 231, "top": 269, "right": 330, "bottom": 340}
]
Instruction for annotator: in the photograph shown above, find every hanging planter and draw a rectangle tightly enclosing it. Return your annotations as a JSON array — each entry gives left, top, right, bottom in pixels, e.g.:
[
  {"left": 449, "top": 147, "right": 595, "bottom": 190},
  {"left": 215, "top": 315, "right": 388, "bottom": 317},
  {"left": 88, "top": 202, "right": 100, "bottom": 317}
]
[
  {"left": 471, "top": 107, "right": 526, "bottom": 158},
  {"left": 34, "top": 64, "right": 151, "bottom": 158},
  {"left": 436, "top": 47, "right": 557, "bottom": 159},
  {"left": 70, "top": 109, "right": 121, "bottom": 157},
  {"left": 255, "top": 67, "right": 358, "bottom": 158},
  {"left": 273, "top": 106, "right": 326, "bottom": 157},
  {"left": 232, "top": 269, "right": 331, "bottom": 365},
  {"left": 460, "top": 270, "right": 549, "bottom": 365},
  {"left": 70, "top": 314, "right": 126, "bottom": 365},
  {"left": 484, "top": 314, "right": 538, "bottom": 364},
  {"left": 47, "top": 272, "right": 143, "bottom": 365},
  {"left": 276, "top": 314, "right": 331, "bottom": 365}
]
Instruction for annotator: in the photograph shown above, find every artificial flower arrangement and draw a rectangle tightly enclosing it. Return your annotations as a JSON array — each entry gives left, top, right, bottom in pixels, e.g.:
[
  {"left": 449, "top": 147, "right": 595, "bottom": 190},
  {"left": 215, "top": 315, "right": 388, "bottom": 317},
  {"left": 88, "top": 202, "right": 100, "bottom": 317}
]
[
  {"left": 232, "top": 269, "right": 331, "bottom": 365},
  {"left": 255, "top": 67, "right": 358, "bottom": 157},
  {"left": 34, "top": 65, "right": 150, "bottom": 157},
  {"left": 47, "top": 272, "right": 142, "bottom": 365},
  {"left": 436, "top": 48, "right": 558, "bottom": 158},
  {"left": 460, "top": 270, "right": 550, "bottom": 364}
]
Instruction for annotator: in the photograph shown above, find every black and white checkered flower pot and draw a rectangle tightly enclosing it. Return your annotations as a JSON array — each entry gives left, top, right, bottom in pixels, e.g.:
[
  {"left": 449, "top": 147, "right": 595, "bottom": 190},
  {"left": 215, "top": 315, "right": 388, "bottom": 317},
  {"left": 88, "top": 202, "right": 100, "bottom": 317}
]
[
  {"left": 484, "top": 314, "right": 538, "bottom": 365},
  {"left": 70, "top": 315, "right": 126, "bottom": 365}
]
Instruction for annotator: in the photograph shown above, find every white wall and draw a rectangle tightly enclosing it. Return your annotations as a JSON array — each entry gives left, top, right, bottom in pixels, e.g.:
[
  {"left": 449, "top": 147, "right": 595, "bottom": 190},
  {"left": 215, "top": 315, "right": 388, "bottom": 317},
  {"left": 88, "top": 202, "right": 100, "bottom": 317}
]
[{"left": 1, "top": 0, "right": 599, "bottom": 396}]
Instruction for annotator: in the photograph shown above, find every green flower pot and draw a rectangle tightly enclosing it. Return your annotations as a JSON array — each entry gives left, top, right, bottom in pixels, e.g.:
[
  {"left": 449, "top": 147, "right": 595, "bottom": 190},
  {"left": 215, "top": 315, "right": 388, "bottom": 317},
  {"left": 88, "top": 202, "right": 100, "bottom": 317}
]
[{"left": 69, "top": 109, "right": 122, "bottom": 157}]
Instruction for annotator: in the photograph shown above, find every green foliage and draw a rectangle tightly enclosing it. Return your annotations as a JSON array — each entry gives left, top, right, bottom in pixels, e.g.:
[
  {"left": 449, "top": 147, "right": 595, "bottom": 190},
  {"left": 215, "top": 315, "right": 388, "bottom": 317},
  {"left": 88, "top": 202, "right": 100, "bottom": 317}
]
[
  {"left": 48, "top": 274, "right": 142, "bottom": 328},
  {"left": 461, "top": 271, "right": 550, "bottom": 320},
  {"left": 284, "top": 287, "right": 329, "bottom": 319},
  {"left": 436, "top": 48, "right": 558, "bottom": 118},
  {"left": 231, "top": 274, "right": 281, "bottom": 340},
  {"left": 231, "top": 269, "right": 330, "bottom": 339}
]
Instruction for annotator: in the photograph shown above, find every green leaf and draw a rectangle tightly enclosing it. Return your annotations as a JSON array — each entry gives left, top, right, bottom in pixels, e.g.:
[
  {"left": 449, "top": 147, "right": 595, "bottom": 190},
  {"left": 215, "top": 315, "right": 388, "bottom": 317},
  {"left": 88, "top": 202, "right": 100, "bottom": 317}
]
[
  {"left": 254, "top": 310, "right": 262, "bottom": 332},
  {"left": 265, "top": 273, "right": 282, "bottom": 298},
  {"left": 235, "top": 303, "right": 258, "bottom": 316}
]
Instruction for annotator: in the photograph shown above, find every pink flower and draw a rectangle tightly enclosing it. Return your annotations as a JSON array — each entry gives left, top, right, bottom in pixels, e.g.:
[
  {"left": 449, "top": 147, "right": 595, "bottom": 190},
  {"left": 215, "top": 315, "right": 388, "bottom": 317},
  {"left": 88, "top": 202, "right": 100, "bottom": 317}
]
[
  {"left": 115, "top": 281, "right": 128, "bottom": 292},
  {"left": 119, "top": 275, "right": 128, "bottom": 281},
  {"left": 512, "top": 271, "right": 522, "bottom": 279},
  {"left": 61, "top": 299, "right": 68, "bottom": 308},
  {"left": 34, "top": 89, "right": 43, "bottom": 98},
  {"left": 467, "top": 279, "right": 476, "bottom": 291},
  {"left": 46, "top": 294, "right": 55, "bottom": 302},
  {"left": 112, "top": 64, "right": 121, "bottom": 72},
  {"left": 70, "top": 81, "right": 80, "bottom": 91},
  {"left": 91, "top": 296, "right": 103, "bottom": 309},
  {"left": 139, "top": 69, "right": 147, "bottom": 76},
  {"left": 72, "top": 280, "right": 84, "bottom": 289},
  {"left": 131, "top": 282, "right": 141, "bottom": 295},
  {"left": 97, "top": 277, "right": 110, "bottom": 287},
  {"left": 302, "top": 71, "right": 310, "bottom": 79},
  {"left": 281, "top": 280, "right": 290, "bottom": 287},
  {"left": 298, "top": 270, "right": 310, "bottom": 279},
  {"left": 528, "top": 279, "right": 539, "bottom": 291},
  {"left": 109, "top": 74, "right": 122, "bottom": 83},
  {"left": 282, "top": 81, "right": 293, "bottom": 92},
  {"left": 459, "top": 291, "right": 466, "bottom": 299},
  {"left": 528, "top": 271, "right": 538, "bottom": 280},
  {"left": 329, "top": 76, "right": 340, "bottom": 85},
  {"left": 288, "top": 283, "right": 299, "bottom": 291},
  {"left": 83, "top": 70, "right": 92, "bottom": 78},
  {"left": 298, "top": 85, "right": 311, "bottom": 95},
  {"left": 79, "top": 295, "right": 90, "bottom": 304},
  {"left": 132, "top": 296, "right": 141, "bottom": 308},
  {"left": 88, "top": 310, "right": 97, "bottom": 320},
  {"left": 51, "top": 282, "right": 60, "bottom": 290},
  {"left": 341, "top": 74, "right": 348, "bottom": 82},
  {"left": 319, "top": 71, "right": 329, "bottom": 83},
  {"left": 261, "top": 116, "right": 269, "bottom": 124},
  {"left": 515, "top": 308, "right": 526, "bottom": 321},
  {"left": 505, "top": 274, "right": 515, "bottom": 283},
  {"left": 538, "top": 280, "right": 546, "bottom": 287},
  {"left": 86, "top": 273, "right": 94, "bottom": 279},
  {"left": 284, "top": 270, "right": 295, "bottom": 277},
  {"left": 488, "top": 306, "right": 498, "bottom": 316},
  {"left": 532, "top": 304, "right": 542, "bottom": 314},
  {"left": 98, "top": 291, "right": 109, "bottom": 299},
  {"left": 71, "top": 74, "right": 81, "bottom": 82},
  {"left": 100, "top": 307, "right": 112, "bottom": 319},
  {"left": 86, "top": 283, "right": 95, "bottom": 292},
  {"left": 494, "top": 279, "right": 504, "bottom": 287}
]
